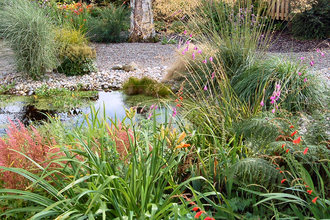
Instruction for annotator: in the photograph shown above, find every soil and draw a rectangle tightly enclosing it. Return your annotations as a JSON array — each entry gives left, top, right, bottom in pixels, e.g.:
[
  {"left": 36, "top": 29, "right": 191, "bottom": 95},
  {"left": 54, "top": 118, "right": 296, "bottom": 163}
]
[{"left": 268, "top": 31, "right": 330, "bottom": 53}]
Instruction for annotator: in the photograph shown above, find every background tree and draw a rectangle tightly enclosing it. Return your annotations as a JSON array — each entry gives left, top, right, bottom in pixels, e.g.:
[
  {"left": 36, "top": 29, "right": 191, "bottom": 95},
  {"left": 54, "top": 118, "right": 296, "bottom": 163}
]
[{"left": 129, "top": 0, "right": 156, "bottom": 42}]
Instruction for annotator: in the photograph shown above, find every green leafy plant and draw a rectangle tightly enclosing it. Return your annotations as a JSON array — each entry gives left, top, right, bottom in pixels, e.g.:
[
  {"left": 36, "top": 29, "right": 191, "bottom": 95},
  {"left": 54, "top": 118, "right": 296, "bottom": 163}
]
[
  {"left": 291, "top": 0, "right": 330, "bottom": 39},
  {"left": 0, "top": 0, "right": 59, "bottom": 79},
  {"left": 0, "top": 106, "right": 208, "bottom": 219},
  {"left": 87, "top": 4, "right": 130, "bottom": 43}
]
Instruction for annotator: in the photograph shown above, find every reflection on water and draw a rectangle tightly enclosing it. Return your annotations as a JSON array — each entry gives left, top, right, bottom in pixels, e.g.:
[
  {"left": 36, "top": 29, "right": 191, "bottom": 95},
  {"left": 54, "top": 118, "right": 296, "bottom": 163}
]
[{"left": 0, "top": 91, "right": 163, "bottom": 136}]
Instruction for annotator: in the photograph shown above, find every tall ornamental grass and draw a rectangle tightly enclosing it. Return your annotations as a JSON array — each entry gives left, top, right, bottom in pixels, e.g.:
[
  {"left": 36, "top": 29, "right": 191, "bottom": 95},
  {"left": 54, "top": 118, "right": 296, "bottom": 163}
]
[{"left": 0, "top": 0, "right": 59, "bottom": 79}]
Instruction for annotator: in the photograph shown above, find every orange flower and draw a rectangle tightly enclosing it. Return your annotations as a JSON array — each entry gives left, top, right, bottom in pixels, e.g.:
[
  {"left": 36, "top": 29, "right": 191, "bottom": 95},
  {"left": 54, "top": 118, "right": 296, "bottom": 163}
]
[
  {"left": 279, "top": 171, "right": 283, "bottom": 173},
  {"left": 86, "top": 4, "right": 92, "bottom": 9},
  {"left": 175, "top": 142, "right": 190, "bottom": 149},
  {"left": 176, "top": 104, "right": 181, "bottom": 107},
  {"left": 286, "top": 149, "right": 289, "bottom": 153},
  {"left": 291, "top": 130, "right": 297, "bottom": 136},
  {"left": 307, "top": 190, "right": 313, "bottom": 194},
  {"left": 83, "top": 19, "right": 86, "bottom": 22},
  {"left": 290, "top": 125, "right": 294, "bottom": 128},
  {"left": 179, "top": 96, "right": 183, "bottom": 100},
  {"left": 312, "top": 197, "right": 318, "bottom": 204},
  {"left": 175, "top": 99, "right": 179, "bottom": 102},
  {"left": 303, "top": 147, "right": 309, "bottom": 155},
  {"left": 276, "top": 168, "right": 280, "bottom": 170},
  {"left": 79, "top": 8, "right": 83, "bottom": 12},
  {"left": 281, "top": 179, "right": 286, "bottom": 184},
  {"left": 192, "top": 206, "right": 200, "bottom": 211},
  {"left": 194, "top": 211, "right": 205, "bottom": 219},
  {"left": 190, "top": 202, "right": 196, "bottom": 205},
  {"left": 204, "top": 217, "right": 215, "bottom": 220},
  {"left": 281, "top": 144, "right": 285, "bottom": 148},
  {"left": 292, "top": 136, "right": 302, "bottom": 144}
]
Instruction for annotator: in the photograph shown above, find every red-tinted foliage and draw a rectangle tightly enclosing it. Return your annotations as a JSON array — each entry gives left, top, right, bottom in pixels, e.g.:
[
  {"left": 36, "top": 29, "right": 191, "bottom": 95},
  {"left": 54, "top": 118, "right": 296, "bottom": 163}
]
[
  {"left": 0, "top": 118, "right": 59, "bottom": 190},
  {"left": 107, "top": 121, "right": 134, "bottom": 159}
]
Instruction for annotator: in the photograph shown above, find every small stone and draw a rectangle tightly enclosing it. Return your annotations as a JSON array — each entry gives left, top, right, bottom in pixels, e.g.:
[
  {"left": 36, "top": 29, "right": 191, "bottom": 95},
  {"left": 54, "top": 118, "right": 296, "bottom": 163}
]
[
  {"left": 123, "top": 62, "right": 138, "bottom": 72},
  {"left": 28, "top": 90, "right": 34, "bottom": 96},
  {"left": 112, "top": 65, "right": 123, "bottom": 70}
]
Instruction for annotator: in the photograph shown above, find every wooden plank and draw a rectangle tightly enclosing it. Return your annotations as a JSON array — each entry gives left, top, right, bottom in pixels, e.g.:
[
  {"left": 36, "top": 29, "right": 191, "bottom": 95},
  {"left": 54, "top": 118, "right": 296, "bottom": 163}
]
[
  {"left": 285, "top": 0, "right": 290, "bottom": 20},
  {"left": 271, "top": 0, "right": 276, "bottom": 19},
  {"left": 281, "top": 0, "right": 284, "bottom": 20},
  {"left": 276, "top": 0, "right": 280, "bottom": 20}
]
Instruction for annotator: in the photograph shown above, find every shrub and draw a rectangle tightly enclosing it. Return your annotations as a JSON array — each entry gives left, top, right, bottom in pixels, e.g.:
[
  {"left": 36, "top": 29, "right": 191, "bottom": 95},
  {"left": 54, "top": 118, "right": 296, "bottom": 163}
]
[
  {"left": 87, "top": 4, "right": 130, "bottom": 43},
  {"left": 291, "top": 0, "right": 330, "bottom": 39},
  {"left": 55, "top": 27, "right": 97, "bottom": 76},
  {"left": 122, "top": 77, "right": 171, "bottom": 97},
  {"left": 57, "top": 44, "right": 97, "bottom": 76},
  {"left": 0, "top": 0, "right": 59, "bottom": 79}
]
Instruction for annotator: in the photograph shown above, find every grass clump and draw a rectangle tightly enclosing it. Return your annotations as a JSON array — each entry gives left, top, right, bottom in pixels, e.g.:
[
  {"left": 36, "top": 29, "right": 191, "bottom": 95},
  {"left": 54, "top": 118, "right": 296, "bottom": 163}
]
[
  {"left": 122, "top": 77, "right": 171, "bottom": 97},
  {"left": 87, "top": 4, "right": 130, "bottom": 43},
  {"left": 0, "top": 0, "right": 59, "bottom": 79}
]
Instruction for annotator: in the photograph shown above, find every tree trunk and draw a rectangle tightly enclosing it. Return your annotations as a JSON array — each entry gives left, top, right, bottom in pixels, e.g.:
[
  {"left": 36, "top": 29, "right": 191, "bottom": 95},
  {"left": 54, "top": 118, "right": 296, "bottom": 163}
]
[{"left": 129, "top": 0, "right": 155, "bottom": 42}]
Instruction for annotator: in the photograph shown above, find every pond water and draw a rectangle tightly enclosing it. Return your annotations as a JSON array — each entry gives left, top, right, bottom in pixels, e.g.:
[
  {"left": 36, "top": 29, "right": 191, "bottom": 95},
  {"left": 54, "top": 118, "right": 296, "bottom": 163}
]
[{"left": 0, "top": 91, "right": 165, "bottom": 136}]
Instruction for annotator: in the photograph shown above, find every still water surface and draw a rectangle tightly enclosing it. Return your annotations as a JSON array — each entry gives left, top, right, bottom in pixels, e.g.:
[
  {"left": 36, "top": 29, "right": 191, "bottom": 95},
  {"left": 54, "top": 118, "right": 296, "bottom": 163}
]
[{"left": 0, "top": 91, "right": 164, "bottom": 136}]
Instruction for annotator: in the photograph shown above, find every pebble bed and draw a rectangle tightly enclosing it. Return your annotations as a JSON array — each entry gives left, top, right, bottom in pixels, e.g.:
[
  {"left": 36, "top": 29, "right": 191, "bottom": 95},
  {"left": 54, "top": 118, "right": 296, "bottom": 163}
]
[
  {"left": 0, "top": 40, "right": 329, "bottom": 96},
  {"left": 0, "top": 42, "right": 177, "bottom": 95}
]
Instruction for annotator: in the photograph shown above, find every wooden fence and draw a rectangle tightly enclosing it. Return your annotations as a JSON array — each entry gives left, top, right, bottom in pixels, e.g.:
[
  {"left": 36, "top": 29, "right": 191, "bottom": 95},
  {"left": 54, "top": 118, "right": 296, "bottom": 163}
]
[{"left": 267, "top": 0, "right": 291, "bottom": 20}]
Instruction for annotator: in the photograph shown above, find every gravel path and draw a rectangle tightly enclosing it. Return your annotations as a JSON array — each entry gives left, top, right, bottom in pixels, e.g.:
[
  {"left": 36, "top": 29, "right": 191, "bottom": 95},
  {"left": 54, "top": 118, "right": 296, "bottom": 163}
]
[
  {"left": 0, "top": 34, "right": 329, "bottom": 95},
  {"left": 94, "top": 43, "right": 176, "bottom": 70}
]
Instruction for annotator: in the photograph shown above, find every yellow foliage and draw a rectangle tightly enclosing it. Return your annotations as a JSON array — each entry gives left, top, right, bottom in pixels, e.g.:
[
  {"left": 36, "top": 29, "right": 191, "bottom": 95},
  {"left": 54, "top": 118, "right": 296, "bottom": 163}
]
[{"left": 54, "top": 26, "right": 88, "bottom": 47}]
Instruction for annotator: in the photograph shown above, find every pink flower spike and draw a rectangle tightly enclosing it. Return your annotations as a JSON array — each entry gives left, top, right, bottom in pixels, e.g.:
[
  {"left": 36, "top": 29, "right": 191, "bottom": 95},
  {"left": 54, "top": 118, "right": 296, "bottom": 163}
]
[
  {"left": 147, "top": 113, "right": 153, "bottom": 120},
  {"left": 197, "top": 50, "right": 202, "bottom": 54},
  {"left": 182, "top": 51, "right": 185, "bottom": 55},
  {"left": 260, "top": 100, "right": 264, "bottom": 107},
  {"left": 203, "top": 59, "right": 207, "bottom": 64},
  {"left": 316, "top": 49, "right": 320, "bottom": 53},
  {"left": 189, "top": 34, "right": 192, "bottom": 38},
  {"left": 300, "top": 57, "right": 304, "bottom": 60},
  {"left": 194, "top": 46, "right": 198, "bottom": 50},
  {"left": 192, "top": 52, "right": 195, "bottom": 60},
  {"left": 187, "top": 40, "right": 190, "bottom": 44},
  {"left": 310, "top": 61, "right": 314, "bottom": 66},
  {"left": 184, "top": 30, "right": 187, "bottom": 34},
  {"left": 172, "top": 107, "right": 177, "bottom": 117},
  {"left": 211, "top": 72, "right": 215, "bottom": 79},
  {"left": 272, "top": 109, "right": 275, "bottom": 113},
  {"left": 209, "top": 56, "right": 213, "bottom": 62},
  {"left": 298, "top": 72, "right": 302, "bottom": 76},
  {"left": 304, "top": 78, "right": 307, "bottom": 82},
  {"left": 204, "top": 85, "right": 207, "bottom": 90},
  {"left": 321, "top": 52, "right": 325, "bottom": 57}
]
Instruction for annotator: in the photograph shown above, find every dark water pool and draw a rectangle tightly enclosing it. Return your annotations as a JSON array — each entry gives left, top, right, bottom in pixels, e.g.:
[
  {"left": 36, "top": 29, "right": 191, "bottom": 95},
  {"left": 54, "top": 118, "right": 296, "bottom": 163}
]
[{"left": 0, "top": 91, "right": 164, "bottom": 136}]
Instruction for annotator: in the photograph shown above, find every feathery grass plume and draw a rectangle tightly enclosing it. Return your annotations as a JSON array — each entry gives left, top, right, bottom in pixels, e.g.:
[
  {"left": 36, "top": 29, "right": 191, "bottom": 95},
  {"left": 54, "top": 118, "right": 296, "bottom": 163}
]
[
  {"left": 0, "top": 118, "right": 58, "bottom": 190},
  {"left": 0, "top": 0, "right": 59, "bottom": 79},
  {"left": 107, "top": 120, "right": 134, "bottom": 159}
]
